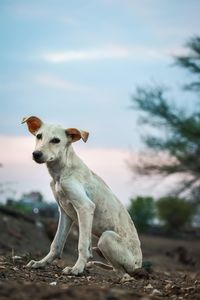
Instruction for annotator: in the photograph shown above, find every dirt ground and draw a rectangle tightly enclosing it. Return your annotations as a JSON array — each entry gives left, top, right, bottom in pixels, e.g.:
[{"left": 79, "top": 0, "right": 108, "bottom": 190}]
[{"left": 0, "top": 209, "right": 200, "bottom": 300}]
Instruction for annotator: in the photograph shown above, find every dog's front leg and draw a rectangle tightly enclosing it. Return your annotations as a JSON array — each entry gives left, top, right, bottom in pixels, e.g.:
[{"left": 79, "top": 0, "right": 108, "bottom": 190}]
[
  {"left": 62, "top": 180, "right": 95, "bottom": 276},
  {"left": 27, "top": 207, "right": 73, "bottom": 268}
]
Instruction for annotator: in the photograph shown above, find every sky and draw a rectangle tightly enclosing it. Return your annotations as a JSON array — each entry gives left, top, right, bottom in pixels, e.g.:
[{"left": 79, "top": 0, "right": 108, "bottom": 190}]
[{"left": 0, "top": 0, "right": 200, "bottom": 205}]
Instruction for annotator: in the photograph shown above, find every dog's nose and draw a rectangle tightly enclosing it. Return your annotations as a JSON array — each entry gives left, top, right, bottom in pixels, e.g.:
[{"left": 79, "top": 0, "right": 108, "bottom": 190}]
[{"left": 32, "top": 151, "right": 43, "bottom": 160}]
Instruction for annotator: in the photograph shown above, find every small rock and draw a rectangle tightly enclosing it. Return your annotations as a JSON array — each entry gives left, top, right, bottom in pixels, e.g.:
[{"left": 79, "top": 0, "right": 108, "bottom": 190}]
[
  {"left": 185, "top": 286, "right": 195, "bottom": 291},
  {"left": 171, "top": 284, "right": 181, "bottom": 294},
  {"left": 165, "top": 279, "right": 173, "bottom": 283},
  {"left": 144, "top": 283, "right": 153, "bottom": 290},
  {"left": 151, "top": 289, "right": 162, "bottom": 296},
  {"left": 180, "top": 286, "right": 195, "bottom": 293},
  {"left": 120, "top": 274, "right": 132, "bottom": 283},
  {"left": 80, "top": 277, "right": 86, "bottom": 281},
  {"left": 12, "top": 256, "right": 22, "bottom": 260},
  {"left": 165, "top": 283, "right": 172, "bottom": 290},
  {"left": 49, "top": 281, "right": 57, "bottom": 286},
  {"left": 74, "top": 279, "right": 79, "bottom": 284},
  {"left": 86, "top": 276, "right": 92, "bottom": 281}
]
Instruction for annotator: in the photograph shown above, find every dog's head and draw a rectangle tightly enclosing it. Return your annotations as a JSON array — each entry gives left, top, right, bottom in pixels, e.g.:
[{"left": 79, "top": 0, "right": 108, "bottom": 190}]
[{"left": 22, "top": 116, "right": 89, "bottom": 164}]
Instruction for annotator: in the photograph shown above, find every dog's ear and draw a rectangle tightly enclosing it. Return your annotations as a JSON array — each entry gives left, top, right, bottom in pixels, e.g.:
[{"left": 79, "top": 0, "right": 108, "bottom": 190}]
[
  {"left": 21, "top": 116, "right": 43, "bottom": 135},
  {"left": 66, "top": 128, "right": 89, "bottom": 143}
]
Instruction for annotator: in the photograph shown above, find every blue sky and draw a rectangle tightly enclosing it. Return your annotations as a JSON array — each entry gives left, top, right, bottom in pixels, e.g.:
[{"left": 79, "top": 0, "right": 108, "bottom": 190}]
[{"left": 0, "top": 0, "right": 200, "bottom": 203}]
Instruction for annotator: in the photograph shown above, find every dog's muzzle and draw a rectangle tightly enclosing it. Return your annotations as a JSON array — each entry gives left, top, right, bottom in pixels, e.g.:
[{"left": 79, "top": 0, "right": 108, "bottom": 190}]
[{"left": 32, "top": 151, "right": 44, "bottom": 163}]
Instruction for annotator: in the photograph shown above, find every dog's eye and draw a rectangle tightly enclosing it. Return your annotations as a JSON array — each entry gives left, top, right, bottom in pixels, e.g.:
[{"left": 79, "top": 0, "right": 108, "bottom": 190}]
[
  {"left": 36, "top": 134, "right": 42, "bottom": 140},
  {"left": 50, "top": 138, "right": 60, "bottom": 144}
]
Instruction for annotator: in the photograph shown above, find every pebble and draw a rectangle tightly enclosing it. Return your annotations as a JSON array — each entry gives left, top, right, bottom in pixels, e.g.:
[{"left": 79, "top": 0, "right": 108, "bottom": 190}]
[
  {"left": 171, "top": 284, "right": 180, "bottom": 293},
  {"left": 144, "top": 283, "right": 153, "bottom": 290},
  {"left": 74, "top": 279, "right": 79, "bottom": 284},
  {"left": 49, "top": 281, "right": 57, "bottom": 286},
  {"left": 120, "top": 274, "right": 134, "bottom": 283},
  {"left": 181, "top": 286, "right": 195, "bottom": 293},
  {"left": 87, "top": 276, "right": 92, "bottom": 281},
  {"left": 165, "top": 279, "right": 173, "bottom": 283},
  {"left": 165, "top": 283, "right": 172, "bottom": 290},
  {"left": 12, "top": 256, "right": 22, "bottom": 260},
  {"left": 151, "top": 289, "right": 162, "bottom": 296}
]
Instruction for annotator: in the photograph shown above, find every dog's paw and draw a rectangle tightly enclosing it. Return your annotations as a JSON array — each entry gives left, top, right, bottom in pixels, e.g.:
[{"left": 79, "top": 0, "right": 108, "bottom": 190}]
[
  {"left": 62, "top": 265, "right": 84, "bottom": 276},
  {"left": 62, "top": 266, "right": 73, "bottom": 275},
  {"left": 26, "top": 260, "right": 46, "bottom": 269}
]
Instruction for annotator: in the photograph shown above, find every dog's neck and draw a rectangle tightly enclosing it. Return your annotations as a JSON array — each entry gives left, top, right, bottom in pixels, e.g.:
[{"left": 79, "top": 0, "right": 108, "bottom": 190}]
[{"left": 46, "top": 145, "right": 78, "bottom": 182}]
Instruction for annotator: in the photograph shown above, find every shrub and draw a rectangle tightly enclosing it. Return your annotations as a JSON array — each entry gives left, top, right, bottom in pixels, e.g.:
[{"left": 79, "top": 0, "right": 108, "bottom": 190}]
[
  {"left": 156, "top": 196, "right": 195, "bottom": 231},
  {"left": 128, "top": 196, "right": 156, "bottom": 233}
]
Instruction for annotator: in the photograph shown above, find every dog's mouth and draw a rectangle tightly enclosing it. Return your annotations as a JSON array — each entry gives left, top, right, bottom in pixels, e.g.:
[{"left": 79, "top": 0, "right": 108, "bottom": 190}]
[{"left": 33, "top": 157, "right": 46, "bottom": 164}]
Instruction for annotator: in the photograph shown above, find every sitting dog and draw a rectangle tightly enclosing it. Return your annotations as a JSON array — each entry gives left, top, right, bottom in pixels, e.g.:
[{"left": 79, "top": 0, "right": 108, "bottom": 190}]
[{"left": 22, "top": 116, "right": 142, "bottom": 276}]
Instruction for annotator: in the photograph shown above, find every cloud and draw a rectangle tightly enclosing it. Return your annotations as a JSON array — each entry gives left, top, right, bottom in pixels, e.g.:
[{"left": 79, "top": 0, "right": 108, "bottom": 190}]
[
  {"left": 35, "top": 74, "right": 91, "bottom": 91},
  {"left": 42, "top": 44, "right": 131, "bottom": 63},
  {"left": 41, "top": 44, "right": 185, "bottom": 64}
]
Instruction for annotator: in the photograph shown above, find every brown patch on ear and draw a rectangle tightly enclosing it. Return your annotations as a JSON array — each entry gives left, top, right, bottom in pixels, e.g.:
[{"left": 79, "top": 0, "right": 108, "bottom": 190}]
[
  {"left": 66, "top": 128, "right": 89, "bottom": 143},
  {"left": 21, "top": 116, "right": 43, "bottom": 135}
]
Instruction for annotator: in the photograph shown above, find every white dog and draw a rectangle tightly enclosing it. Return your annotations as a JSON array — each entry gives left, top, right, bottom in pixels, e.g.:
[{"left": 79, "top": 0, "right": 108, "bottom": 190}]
[{"left": 22, "top": 116, "right": 142, "bottom": 276}]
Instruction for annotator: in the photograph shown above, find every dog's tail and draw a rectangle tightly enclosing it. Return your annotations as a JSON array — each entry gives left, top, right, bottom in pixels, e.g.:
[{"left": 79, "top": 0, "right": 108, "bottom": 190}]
[
  {"left": 90, "top": 246, "right": 113, "bottom": 270},
  {"left": 86, "top": 261, "right": 113, "bottom": 270}
]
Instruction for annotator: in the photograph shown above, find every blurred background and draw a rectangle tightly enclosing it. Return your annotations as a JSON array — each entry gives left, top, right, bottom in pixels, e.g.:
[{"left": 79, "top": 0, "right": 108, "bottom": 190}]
[{"left": 0, "top": 1, "right": 200, "bottom": 287}]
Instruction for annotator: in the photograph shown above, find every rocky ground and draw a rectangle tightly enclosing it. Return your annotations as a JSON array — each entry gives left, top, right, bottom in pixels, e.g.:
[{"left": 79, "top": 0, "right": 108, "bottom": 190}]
[
  {"left": 0, "top": 208, "right": 200, "bottom": 299},
  {"left": 0, "top": 255, "right": 200, "bottom": 300}
]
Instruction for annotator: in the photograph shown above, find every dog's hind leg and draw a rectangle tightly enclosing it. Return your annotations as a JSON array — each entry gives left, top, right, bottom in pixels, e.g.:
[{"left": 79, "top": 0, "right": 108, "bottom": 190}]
[{"left": 97, "top": 230, "right": 142, "bottom": 276}]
